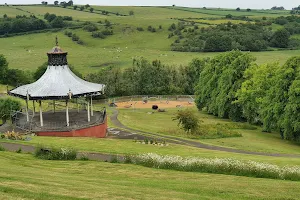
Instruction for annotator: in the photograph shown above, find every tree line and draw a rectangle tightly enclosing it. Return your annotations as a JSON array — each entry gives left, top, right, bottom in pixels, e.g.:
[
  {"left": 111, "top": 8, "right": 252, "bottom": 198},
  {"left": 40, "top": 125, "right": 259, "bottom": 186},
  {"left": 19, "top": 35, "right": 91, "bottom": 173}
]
[
  {"left": 0, "top": 13, "right": 74, "bottom": 36},
  {"left": 195, "top": 50, "right": 300, "bottom": 142},
  {"left": 170, "top": 19, "right": 300, "bottom": 52}
]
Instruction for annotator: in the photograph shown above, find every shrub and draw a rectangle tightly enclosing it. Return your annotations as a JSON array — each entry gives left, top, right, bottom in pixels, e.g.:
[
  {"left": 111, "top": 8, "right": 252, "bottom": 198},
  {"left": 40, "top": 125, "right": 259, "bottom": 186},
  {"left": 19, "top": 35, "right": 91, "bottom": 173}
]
[
  {"left": 83, "top": 24, "right": 98, "bottom": 32},
  {"left": 173, "top": 109, "right": 199, "bottom": 134},
  {"left": 77, "top": 39, "right": 84, "bottom": 45},
  {"left": 0, "top": 145, "right": 5, "bottom": 151},
  {"left": 72, "top": 34, "right": 79, "bottom": 41},
  {"left": 16, "top": 147, "right": 22, "bottom": 153},
  {"left": 137, "top": 27, "right": 144, "bottom": 31},
  {"left": 92, "top": 31, "right": 105, "bottom": 39},
  {"left": 34, "top": 145, "right": 77, "bottom": 160},
  {"left": 130, "top": 153, "right": 300, "bottom": 181}
]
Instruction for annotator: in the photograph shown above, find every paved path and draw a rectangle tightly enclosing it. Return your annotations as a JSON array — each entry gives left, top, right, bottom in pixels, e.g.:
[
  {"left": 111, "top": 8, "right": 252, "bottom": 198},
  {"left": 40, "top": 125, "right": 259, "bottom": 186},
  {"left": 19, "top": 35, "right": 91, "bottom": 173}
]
[
  {"left": 110, "top": 109, "right": 300, "bottom": 158},
  {"left": 0, "top": 142, "right": 124, "bottom": 162}
]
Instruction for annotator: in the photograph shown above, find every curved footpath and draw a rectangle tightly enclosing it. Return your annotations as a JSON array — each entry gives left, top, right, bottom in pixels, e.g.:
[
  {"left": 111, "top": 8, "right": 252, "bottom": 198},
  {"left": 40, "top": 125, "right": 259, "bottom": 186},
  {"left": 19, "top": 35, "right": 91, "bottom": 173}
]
[
  {"left": 110, "top": 109, "right": 300, "bottom": 158},
  {"left": 1, "top": 109, "right": 300, "bottom": 159}
]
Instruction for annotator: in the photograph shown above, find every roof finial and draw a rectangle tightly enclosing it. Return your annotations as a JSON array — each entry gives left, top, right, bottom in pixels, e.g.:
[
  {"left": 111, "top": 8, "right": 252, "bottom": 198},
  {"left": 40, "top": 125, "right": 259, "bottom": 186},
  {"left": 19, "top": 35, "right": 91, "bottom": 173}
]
[{"left": 55, "top": 35, "right": 58, "bottom": 46}]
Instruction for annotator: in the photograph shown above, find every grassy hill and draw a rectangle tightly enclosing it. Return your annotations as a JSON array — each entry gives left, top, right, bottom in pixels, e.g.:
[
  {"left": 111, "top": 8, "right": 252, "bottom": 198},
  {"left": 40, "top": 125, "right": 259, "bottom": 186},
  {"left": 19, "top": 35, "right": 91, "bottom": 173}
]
[{"left": 0, "top": 5, "right": 298, "bottom": 74}]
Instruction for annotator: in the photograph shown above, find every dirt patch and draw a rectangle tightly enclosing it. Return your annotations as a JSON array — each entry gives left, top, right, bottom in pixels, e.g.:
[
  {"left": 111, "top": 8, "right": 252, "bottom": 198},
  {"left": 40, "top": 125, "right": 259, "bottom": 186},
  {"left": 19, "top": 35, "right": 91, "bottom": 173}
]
[{"left": 115, "top": 101, "right": 195, "bottom": 109}]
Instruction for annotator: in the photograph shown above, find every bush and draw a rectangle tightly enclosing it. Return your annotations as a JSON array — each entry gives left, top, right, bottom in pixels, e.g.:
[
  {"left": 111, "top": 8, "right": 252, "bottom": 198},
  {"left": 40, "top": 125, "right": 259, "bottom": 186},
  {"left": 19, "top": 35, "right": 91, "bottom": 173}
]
[
  {"left": 130, "top": 153, "right": 300, "bottom": 181},
  {"left": 72, "top": 34, "right": 79, "bottom": 41},
  {"left": 92, "top": 31, "right": 105, "bottom": 39},
  {"left": 34, "top": 145, "right": 77, "bottom": 160},
  {"left": 16, "top": 147, "right": 22, "bottom": 153},
  {"left": 173, "top": 109, "right": 199, "bottom": 134},
  {"left": 137, "top": 27, "right": 144, "bottom": 31},
  {"left": 83, "top": 24, "right": 98, "bottom": 32},
  {"left": 0, "top": 145, "right": 5, "bottom": 151}
]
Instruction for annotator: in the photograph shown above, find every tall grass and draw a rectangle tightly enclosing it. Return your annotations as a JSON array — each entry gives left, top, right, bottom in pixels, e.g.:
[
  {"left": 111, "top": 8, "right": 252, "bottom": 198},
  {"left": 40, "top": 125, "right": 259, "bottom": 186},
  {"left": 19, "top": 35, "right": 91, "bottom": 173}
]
[
  {"left": 34, "top": 145, "right": 77, "bottom": 160},
  {"left": 130, "top": 153, "right": 300, "bottom": 181}
]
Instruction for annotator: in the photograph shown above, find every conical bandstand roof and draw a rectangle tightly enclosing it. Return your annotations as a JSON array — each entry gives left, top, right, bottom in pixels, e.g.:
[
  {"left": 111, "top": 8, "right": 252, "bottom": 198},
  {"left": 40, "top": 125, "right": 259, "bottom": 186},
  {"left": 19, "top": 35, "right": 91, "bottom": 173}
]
[{"left": 9, "top": 42, "right": 105, "bottom": 100}]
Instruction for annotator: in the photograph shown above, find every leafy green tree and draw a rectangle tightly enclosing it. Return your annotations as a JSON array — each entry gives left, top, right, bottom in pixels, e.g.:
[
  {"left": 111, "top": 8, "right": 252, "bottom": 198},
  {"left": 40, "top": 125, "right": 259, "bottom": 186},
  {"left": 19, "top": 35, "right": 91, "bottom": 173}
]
[
  {"left": 260, "top": 57, "right": 300, "bottom": 133},
  {"left": 90, "top": 8, "right": 94, "bottom": 13},
  {"left": 50, "top": 16, "right": 64, "bottom": 28},
  {"left": 80, "top": 6, "right": 84, "bottom": 11},
  {"left": 129, "top": 10, "right": 134, "bottom": 16},
  {"left": 54, "top": 1, "right": 59, "bottom": 5},
  {"left": 0, "top": 54, "right": 8, "bottom": 84},
  {"left": 271, "top": 28, "right": 290, "bottom": 48},
  {"left": 195, "top": 51, "right": 255, "bottom": 121},
  {"left": 236, "top": 63, "right": 279, "bottom": 124},
  {"left": 0, "top": 98, "right": 21, "bottom": 123},
  {"left": 73, "top": 5, "right": 77, "bottom": 10},
  {"left": 173, "top": 109, "right": 199, "bottom": 134}
]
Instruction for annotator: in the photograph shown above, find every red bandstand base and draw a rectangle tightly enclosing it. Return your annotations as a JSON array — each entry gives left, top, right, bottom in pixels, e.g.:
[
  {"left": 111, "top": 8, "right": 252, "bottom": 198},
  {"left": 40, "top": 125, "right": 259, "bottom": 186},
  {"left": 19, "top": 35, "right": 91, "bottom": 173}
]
[{"left": 37, "top": 118, "right": 108, "bottom": 138}]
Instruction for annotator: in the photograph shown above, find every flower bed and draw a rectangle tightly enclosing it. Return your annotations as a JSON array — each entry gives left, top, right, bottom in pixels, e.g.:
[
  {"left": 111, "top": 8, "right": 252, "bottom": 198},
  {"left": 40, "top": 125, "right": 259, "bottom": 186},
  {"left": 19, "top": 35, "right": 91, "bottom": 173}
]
[{"left": 130, "top": 153, "right": 300, "bottom": 181}]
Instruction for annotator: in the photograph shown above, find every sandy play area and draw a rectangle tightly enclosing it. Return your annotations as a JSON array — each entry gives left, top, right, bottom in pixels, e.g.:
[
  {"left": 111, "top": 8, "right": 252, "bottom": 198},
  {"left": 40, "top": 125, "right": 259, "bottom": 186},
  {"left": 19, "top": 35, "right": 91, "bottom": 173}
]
[{"left": 115, "top": 101, "right": 195, "bottom": 109}]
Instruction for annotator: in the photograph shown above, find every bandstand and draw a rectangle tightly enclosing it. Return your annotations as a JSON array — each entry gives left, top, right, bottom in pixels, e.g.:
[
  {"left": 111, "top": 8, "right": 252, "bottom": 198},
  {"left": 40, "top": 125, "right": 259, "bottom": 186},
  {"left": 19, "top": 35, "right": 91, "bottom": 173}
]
[{"left": 8, "top": 38, "right": 107, "bottom": 138}]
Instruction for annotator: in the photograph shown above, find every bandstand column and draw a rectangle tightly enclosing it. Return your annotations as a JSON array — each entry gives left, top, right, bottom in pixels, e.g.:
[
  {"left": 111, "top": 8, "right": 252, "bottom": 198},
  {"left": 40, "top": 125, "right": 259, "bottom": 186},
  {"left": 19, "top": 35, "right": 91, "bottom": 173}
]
[
  {"left": 90, "top": 96, "right": 94, "bottom": 117},
  {"left": 32, "top": 100, "right": 36, "bottom": 117},
  {"left": 53, "top": 100, "right": 56, "bottom": 113},
  {"left": 26, "top": 92, "right": 29, "bottom": 122},
  {"left": 66, "top": 99, "right": 69, "bottom": 127},
  {"left": 39, "top": 100, "right": 44, "bottom": 127},
  {"left": 87, "top": 99, "right": 90, "bottom": 122}
]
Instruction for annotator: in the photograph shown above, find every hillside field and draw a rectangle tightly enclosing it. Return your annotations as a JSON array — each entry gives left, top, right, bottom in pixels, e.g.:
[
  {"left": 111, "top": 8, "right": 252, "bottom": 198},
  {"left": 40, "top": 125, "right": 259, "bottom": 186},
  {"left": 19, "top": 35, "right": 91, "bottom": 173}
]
[{"left": 0, "top": 5, "right": 298, "bottom": 74}]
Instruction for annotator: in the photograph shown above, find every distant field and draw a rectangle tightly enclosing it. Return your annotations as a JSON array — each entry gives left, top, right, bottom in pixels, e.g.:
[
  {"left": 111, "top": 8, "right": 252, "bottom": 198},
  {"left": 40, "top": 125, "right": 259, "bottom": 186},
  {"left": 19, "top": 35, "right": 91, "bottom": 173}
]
[
  {"left": 0, "top": 6, "right": 29, "bottom": 17},
  {"left": 0, "top": 5, "right": 298, "bottom": 74},
  {"left": 170, "top": 7, "right": 291, "bottom": 18}
]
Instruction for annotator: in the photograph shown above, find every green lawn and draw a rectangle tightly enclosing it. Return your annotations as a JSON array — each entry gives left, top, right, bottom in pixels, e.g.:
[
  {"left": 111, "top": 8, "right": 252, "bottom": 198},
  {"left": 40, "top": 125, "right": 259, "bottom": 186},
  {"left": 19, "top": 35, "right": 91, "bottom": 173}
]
[
  {"left": 1, "top": 151, "right": 300, "bottom": 200},
  {"left": 117, "top": 108, "right": 300, "bottom": 155},
  {"left": 4, "top": 135, "right": 300, "bottom": 166}
]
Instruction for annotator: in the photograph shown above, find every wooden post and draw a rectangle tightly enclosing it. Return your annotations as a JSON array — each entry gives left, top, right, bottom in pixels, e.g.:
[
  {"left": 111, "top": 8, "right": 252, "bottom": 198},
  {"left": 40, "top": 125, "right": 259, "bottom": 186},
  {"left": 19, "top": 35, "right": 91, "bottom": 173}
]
[
  {"left": 53, "top": 100, "right": 56, "bottom": 113},
  {"left": 39, "top": 100, "right": 43, "bottom": 127},
  {"left": 90, "top": 96, "right": 94, "bottom": 117},
  {"left": 32, "top": 100, "right": 36, "bottom": 117},
  {"left": 26, "top": 92, "right": 29, "bottom": 122},
  {"left": 66, "top": 100, "right": 69, "bottom": 127},
  {"left": 87, "top": 99, "right": 90, "bottom": 122}
]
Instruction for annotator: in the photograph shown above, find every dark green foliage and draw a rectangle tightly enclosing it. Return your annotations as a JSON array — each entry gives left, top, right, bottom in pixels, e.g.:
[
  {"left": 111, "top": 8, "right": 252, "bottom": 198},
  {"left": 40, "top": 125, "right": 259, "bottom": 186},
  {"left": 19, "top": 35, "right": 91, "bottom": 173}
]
[
  {"left": 271, "top": 28, "right": 290, "bottom": 48},
  {"left": 129, "top": 10, "right": 134, "bottom": 16},
  {"left": 6, "top": 69, "right": 33, "bottom": 86},
  {"left": 90, "top": 8, "right": 94, "bottom": 13},
  {"left": 171, "top": 23, "right": 273, "bottom": 52},
  {"left": 92, "top": 31, "right": 105, "bottom": 39},
  {"left": 35, "top": 145, "right": 77, "bottom": 160},
  {"left": 136, "top": 27, "right": 144, "bottom": 31},
  {"left": 173, "top": 109, "right": 199, "bottom": 133},
  {"left": 195, "top": 51, "right": 255, "bottom": 121},
  {"left": 86, "top": 58, "right": 198, "bottom": 96},
  {"left": 0, "top": 145, "right": 5, "bottom": 151},
  {"left": 0, "top": 16, "right": 48, "bottom": 35},
  {"left": 80, "top": 6, "right": 84, "bottom": 11},
  {"left": 50, "top": 16, "right": 65, "bottom": 28},
  {"left": 0, "top": 54, "right": 8, "bottom": 83},
  {"left": 72, "top": 33, "right": 79, "bottom": 41},
  {"left": 0, "top": 98, "right": 21, "bottom": 123},
  {"left": 83, "top": 23, "right": 98, "bottom": 32},
  {"left": 16, "top": 147, "right": 22, "bottom": 153}
]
